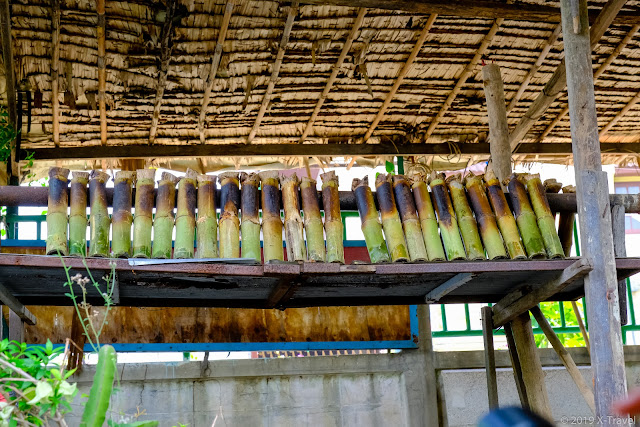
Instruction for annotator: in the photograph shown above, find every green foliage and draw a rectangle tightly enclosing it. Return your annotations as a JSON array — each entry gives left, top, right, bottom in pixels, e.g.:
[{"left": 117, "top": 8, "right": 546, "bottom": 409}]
[
  {"left": 0, "top": 106, "right": 16, "bottom": 163},
  {"left": 108, "top": 421, "right": 160, "bottom": 427},
  {"left": 385, "top": 160, "right": 395, "bottom": 174},
  {"left": 534, "top": 301, "right": 586, "bottom": 348},
  {"left": 0, "top": 339, "right": 77, "bottom": 426}
]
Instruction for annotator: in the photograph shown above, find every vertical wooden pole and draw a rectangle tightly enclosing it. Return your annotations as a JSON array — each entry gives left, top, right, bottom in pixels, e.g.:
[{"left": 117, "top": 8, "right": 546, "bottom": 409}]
[
  {"left": 418, "top": 304, "right": 440, "bottom": 427},
  {"left": 611, "top": 204, "right": 628, "bottom": 326},
  {"left": 482, "top": 63, "right": 510, "bottom": 183},
  {"left": 481, "top": 306, "right": 499, "bottom": 409},
  {"left": 97, "top": 0, "right": 107, "bottom": 145},
  {"left": 8, "top": 310, "right": 23, "bottom": 342},
  {"left": 504, "top": 323, "right": 529, "bottom": 409},
  {"left": 50, "top": 0, "right": 60, "bottom": 148},
  {"left": 560, "top": 0, "right": 628, "bottom": 421}
]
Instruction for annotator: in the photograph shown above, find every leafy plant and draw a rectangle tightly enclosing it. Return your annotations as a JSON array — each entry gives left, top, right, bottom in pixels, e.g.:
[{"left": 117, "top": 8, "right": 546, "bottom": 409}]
[
  {"left": 534, "top": 301, "right": 586, "bottom": 348},
  {"left": 0, "top": 106, "right": 16, "bottom": 164}
]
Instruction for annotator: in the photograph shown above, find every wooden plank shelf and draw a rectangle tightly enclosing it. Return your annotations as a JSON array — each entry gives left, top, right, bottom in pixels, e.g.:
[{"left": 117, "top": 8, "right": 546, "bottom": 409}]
[{"left": 1, "top": 254, "right": 639, "bottom": 309}]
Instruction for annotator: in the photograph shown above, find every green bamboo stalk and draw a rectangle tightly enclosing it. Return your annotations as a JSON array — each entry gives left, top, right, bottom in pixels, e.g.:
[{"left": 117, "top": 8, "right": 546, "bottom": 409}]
[
  {"left": 218, "top": 172, "right": 240, "bottom": 259},
  {"left": 259, "top": 171, "right": 284, "bottom": 262},
  {"left": 429, "top": 172, "right": 466, "bottom": 261},
  {"left": 111, "top": 171, "right": 136, "bottom": 258},
  {"left": 300, "top": 177, "right": 326, "bottom": 262},
  {"left": 321, "top": 171, "right": 344, "bottom": 263},
  {"left": 46, "top": 167, "right": 70, "bottom": 255},
  {"left": 393, "top": 175, "right": 429, "bottom": 262},
  {"left": 464, "top": 174, "right": 507, "bottom": 260},
  {"left": 281, "top": 173, "right": 306, "bottom": 261},
  {"left": 240, "top": 173, "right": 261, "bottom": 262},
  {"left": 506, "top": 174, "right": 547, "bottom": 259},
  {"left": 152, "top": 172, "right": 179, "bottom": 259},
  {"left": 409, "top": 173, "right": 446, "bottom": 261},
  {"left": 353, "top": 176, "right": 389, "bottom": 263},
  {"left": 132, "top": 169, "right": 155, "bottom": 258},
  {"left": 375, "top": 174, "right": 409, "bottom": 262},
  {"left": 89, "top": 170, "right": 111, "bottom": 257},
  {"left": 558, "top": 185, "right": 576, "bottom": 257},
  {"left": 446, "top": 174, "right": 485, "bottom": 260},
  {"left": 484, "top": 167, "right": 527, "bottom": 260},
  {"left": 196, "top": 174, "right": 218, "bottom": 259},
  {"left": 525, "top": 173, "right": 565, "bottom": 259},
  {"left": 69, "top": 171, "right": 89, "bottom": 256},
  {"left": 174, "top": 169, "right": 197, "bottom": 259}
]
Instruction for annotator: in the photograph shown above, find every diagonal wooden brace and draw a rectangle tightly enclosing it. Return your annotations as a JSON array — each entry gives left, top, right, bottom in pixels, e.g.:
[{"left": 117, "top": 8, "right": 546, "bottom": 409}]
[
  {"left": 425, "top": 273, "right": 475, "bottom": 303},
  {"left": 0, "top": 281, "right": 35, "bottom": 325}
]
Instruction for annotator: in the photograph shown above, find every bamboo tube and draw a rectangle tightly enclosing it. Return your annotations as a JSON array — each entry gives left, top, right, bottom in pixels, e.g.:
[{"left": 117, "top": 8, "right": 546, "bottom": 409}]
[
  {"left": 68, "top": 171, "right": 89, "bottom": 256},
  {"left": 240, "top": 173, "right": 261, "bottom": 262},
  {"left": 196, "top": 174, "right": 218, "bottom": 259},
  {"left": 174, "top": 169, "right": 197, "bottom": 259},
  {"left": 409, "top": 174, "right": 446, "bottom": 261},
  {"left": 485, "top": 167, "right": 527, "bottom": 260},
  {"left": 465, "top": 174, "right": 507, "bottom": 260},
  {"left": 353, "top": 177, "right": 389, "bottom": 263},
  {"left": 132, "top": 169, "right": 155, "bottom": 258},
  {"left": 218, "top": 172, "right": 240, "bottom": 258},
  {"left": 152, "top": 172, "right": 179, "bottom": 259},
  {"left": 558, "top": 185, "right": 576, "bottom": 257},
  {"left": 543, "top": 178, "right": 563, "bottom": 194},
  {"left": 525, "top": 173, "right": 564, "bottom": 259},
  {"left": 506, "top": 174, "right": 547, "bottom": 259},
  {"left": 300, "top": 177, "right": 325, "bottom": 262},
  {"left": 260, "top": 171, "right": 284, "bottom": 262},
  {"left": 321, "top": 171, "right": 345, "bottom": 263},
  {"left": 393, "top": 175, "right": 429, "bottom": 262},
  {"left": 375, "top": 174, "right": 409, "bottom": 262},
  {"left": 46, "top": 167, "right": 70, "bottom": 255},
  {"left": 111, "top": 170, "right": 136, "bottom": 258},
  {"left": 281, "top": 173, "right": 306, "bottom": 262},
  {"left": 429, "top": 172, "right": 466, "bottom": 261},
  {"left": 88, "top": 170, "right": 110, "bottom": 257},
  {"left": 446, "top": 174, "right": 485, "bottom": 260}
]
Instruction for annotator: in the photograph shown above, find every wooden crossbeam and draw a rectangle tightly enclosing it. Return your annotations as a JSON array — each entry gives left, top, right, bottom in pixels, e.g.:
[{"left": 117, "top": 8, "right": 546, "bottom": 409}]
[
  {"left": 149, "top": 0, "right": 179, "bottom": 144},
  {"left": 50, "top": 0, "right": 61, "bottom": 148},
  {"left": 97, "top": 0, "right": 107, "bottom": 145},
  {"left": 509, "top": 0, "right": 628, "bottom": 150},
  {"left": 198, "top": 1, "right": 234, "bottom": 144},
  {"left": 0, "top": 281, "right": 35, "bottom": 325},
  {"left": 424, "top": 19, "right": 502, "bottom": 140},
  {"left": 538, "top": 24, "right": 639, "bottom": 142},
  {"left": 247, "top": 3, "right": 299, "bottom": 143},
  {"left": 600, "top": 91, "right": 640, "bottom": 138},
  {"left": 299, "top": 8, "right": 367, "bottom": 143},
  {"left": 299, "top": 0, "right": 640, "bottom": 25},
  {"left": 506, "top": 23, "right": 561, "bottom": 114},
  {"left": 363, "top": 14, "right": 436, "bottom": 142},
  {"left": 425, "top": 273, "right": 474, "bottom": 302}
]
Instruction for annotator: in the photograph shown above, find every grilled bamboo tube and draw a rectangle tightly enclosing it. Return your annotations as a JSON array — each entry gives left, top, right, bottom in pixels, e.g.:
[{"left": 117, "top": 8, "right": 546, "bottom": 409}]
[
  {"left": 543, "top": 178, "right": 562, "bottom": 194},
  {"left": 218, "top": 172, "right": 240, "bottom": 258},
  {"left": 174, "top": 169, "right": 197, "bottom": 259},
  {"left": 88, "top": 170, "right": 111, "bottom": 257},
  {"left": 506, "top": 174, "right": 546, "bottom": 259},
  {"left": 111, "top": 171, "right": 136, "bottom": 258},
  {"left": 447, "top": 174, "right": 485, "bottom": 260},
  {"left": 322, "top": 171, "right": 344, "bottom": 263},
  {"left": 353, "top": 177, "right": 389, "bottom": 263},
  {"left": 429, "top": 172, "right": 466, "bottom": 261},
  {"left": 132, "top": 169, "right": 155, "bottom": 258},
  {"left": 465, "top": 174, "right": 507, "bottom": 260},
  {"left": 68, "top": 171, "right": 89, "bottom": 256},
  {"left": 525, "top": 173, "right": 564, "bottom": 259},
  {"left": 46, "top": 167, "right": 70, "bottom": 255},
  {"left": 152, "top": 172, "right": 179, "bottom": 259},
  {"left": 409, "top": 174, "right": 446, "bottom": 261},
  {"left": 393, "top": 175, "right": 428, "bottom": 261},
  {"left": 282, "top": 173, "right": 306, "bottom": 261},
  {"left": 241, "top": 173, "right": 261, "bottom": 262},
  {"left": 375, "top": 174, "right": 409, "bottom": 262},
  {"left": 260, "top": 171, "right": 284, "bottom": 262},
  {"left": 558, "top": 185, "right": 576, "bottom": 256},
  {"left": 300, "top": 177, "right": 325, "bottom": 262},
  {"left": 197, "top": 174, "right": 218, "bottom": 259},
  {"left": 485, "top": 167, "right": 527, "bottom": 260}
]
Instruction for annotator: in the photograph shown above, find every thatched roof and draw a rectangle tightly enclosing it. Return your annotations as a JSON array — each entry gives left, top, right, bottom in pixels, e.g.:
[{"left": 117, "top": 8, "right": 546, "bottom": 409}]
[{"left": 6, "top": 0, "right": 640, "bottom": 172}]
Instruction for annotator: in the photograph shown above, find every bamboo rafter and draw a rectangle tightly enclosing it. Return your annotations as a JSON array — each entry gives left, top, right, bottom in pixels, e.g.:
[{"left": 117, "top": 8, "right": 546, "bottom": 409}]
[
  {"left": 600, "top": 91, "right": 640, "bottom": 138},
  {"left": 50, "top": 0, "right": 61, "bottom": 148},
  {"left": 97, "top": 0, "right": 106, "bottom": 146}
]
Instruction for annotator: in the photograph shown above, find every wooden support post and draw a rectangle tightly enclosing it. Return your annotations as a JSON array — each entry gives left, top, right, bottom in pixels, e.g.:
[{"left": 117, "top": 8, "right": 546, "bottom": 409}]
[
  {"left": 0, "top": 0, "right": 18, "bottom": 178},
  {"left": 504, "top": 323, "right": 529, "bottom": 409},
  {"left": 418, "top": 304, "right": 440, "bottom": 427},
  {"left": 482, "top": 63, "right": 510, "bottom": 183},
  {"left": 8, "top": 310, "right": 23, "bottom": 343},
  {"left": 481, "top": 306, "right": 499, "bottom": 409},
  {"left": 50, "top": 0, "right": 60, "bottom": 148},
  {"left": 560, "top": 0, "right": 628, "bottom": 421},
  {"left": 97, "top": 0, "right": 107, "bottom": 146},
  {"left": 611, "top": 204, "right": 628, "bottom": 326},
  {"left": 530, "top": 305, "right": 596, "bottom": 414}
]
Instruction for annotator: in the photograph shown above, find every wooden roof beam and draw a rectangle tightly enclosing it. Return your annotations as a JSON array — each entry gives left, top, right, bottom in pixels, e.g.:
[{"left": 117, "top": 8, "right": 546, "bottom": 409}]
[
  {"left": 299, "top": 8, "right": 367, "bottom": 143},
  {"left": 424, "top": 18, "right": 502, "bottom": 140},
  {"left": 599, "top": 91, "right": 640, "bottom": 138},
  {"left": 509, "top": 0, "right": 628, "bottom": 150},
  {"left": 50, "top": 0, "right": 60, "bottom": 148},
  {"left": 299, "top": 0, "right": 640, "bottom": 25},
  {"left": 247, "top": 2, "right": 299, "bottom": 144},
  {"left": 149, "top": 0, "right": 179, "bottom": 144},
  {"left": 97, "top": 0, "right": 106, "bottom": 146},
  {"left": 363, "top": 14, "right": 437, "bottom": 143},
  {"left": 198, "top": 1, "right": 234, "bottom": 144},
  {"left": 538, "top": 24, "right": 639, "bottom": 142}
]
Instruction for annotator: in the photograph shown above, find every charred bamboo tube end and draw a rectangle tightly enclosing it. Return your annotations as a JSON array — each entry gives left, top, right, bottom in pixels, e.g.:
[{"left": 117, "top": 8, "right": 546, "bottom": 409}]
[
  {"left": 132, "top": 169, "right": 156, "bottom": 259},
  {"left": 447, "top": 174, "right": 485, "bottom": 260},
  {"left": 393, "top": 174, "right": 429, "bottom": 262},
  {"left": 68, "top": 171, "right": 90, "bottom": 256},
  {"left": 409, "top": 175, "right": 446, "bottom": 261},
  {"left": 88, "top": 170, "right": 111, "bottom": 257},
  {"left": 375, "top": 174, "right": 409, "bottom": 262},
  {"left": 525, "top": 174, "right": 565, "bottom": 259},
  {"left": 543, "top": 178, "right": 563, "bottom": 194},
  {"left": 152, "top": 172, "right": 179, "bottom": 259},
  {"left": 281, "top": 172, "right": 306, "bottom": 262},
  {"left": 505, "top": 174, "right": 547, "bottom": 259},
  {"left": 260, "top": 171, "right": 284, "bottom": 262},
  {"left": 196, "top": 174, "right": 219, "bottom": 259},
  {"left": 300, "top": 176, "right": 325, "bottom": 261},
  {"left": 429, "top": 172, "right": 466, "bottom": 261},
  {"left": 464, "top": 173, "right": 507, "bottom": 260},
  {"left": 322, "top": 171, "right": 344, "bottom": 263},
  {"left": 174, "top": 169, "right": 198, "bottom": 259},
  {"left": 240, "top": 173, "right": 261, "bottom": 262},
  {"left": 46, "top": 167, "right": 71, "bottom": 255},
  {"left": 111, "top": 171, "right": 136, "bottom": 258},
  {"left": 354, "top": 177, "right": 390, "bottom": 263}
]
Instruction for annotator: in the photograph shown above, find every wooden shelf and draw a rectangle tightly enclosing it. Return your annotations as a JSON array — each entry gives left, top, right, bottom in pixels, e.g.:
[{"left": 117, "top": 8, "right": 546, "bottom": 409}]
[{"left": 2, "top": 254, "right": 639, "bottom": 308}]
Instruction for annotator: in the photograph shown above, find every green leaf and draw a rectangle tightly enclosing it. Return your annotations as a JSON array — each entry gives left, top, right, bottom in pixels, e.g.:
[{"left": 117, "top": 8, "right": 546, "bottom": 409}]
[
  {"left": 385, "top": 160, "right": 395, "bottom": 174},
  {"left": 26, "top": 381, "right": 53, "bottom": 405},
  {"left": 45, "top": 339, "right": 53, "bottom": 355}
]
